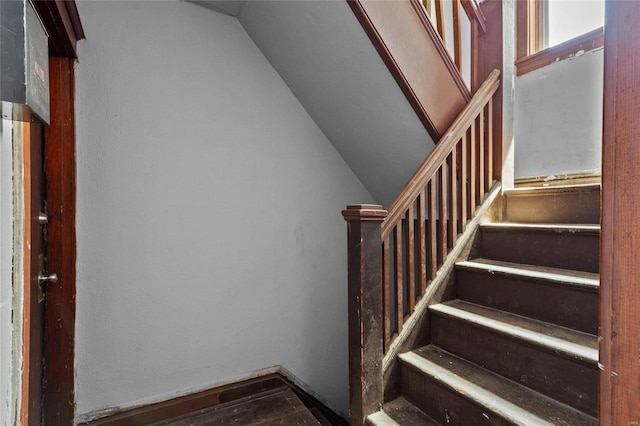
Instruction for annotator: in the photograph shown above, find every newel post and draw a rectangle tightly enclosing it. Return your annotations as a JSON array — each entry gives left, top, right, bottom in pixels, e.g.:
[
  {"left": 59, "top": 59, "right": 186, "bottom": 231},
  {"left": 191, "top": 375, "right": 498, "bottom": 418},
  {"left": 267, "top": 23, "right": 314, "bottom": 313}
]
[{"left": 342, "top": 204, "right": 388, "bottom": 425}]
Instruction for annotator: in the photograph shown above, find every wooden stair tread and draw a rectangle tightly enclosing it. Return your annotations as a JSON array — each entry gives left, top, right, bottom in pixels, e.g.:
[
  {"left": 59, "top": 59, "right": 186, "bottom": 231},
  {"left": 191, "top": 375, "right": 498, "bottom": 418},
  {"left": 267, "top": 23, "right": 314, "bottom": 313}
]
[
  {"left": 367, "top": 397, "right": 440, "bottom": 425},
  {"left": 399, "top": 346, "right": 597, "bottom": 426},
  {"left": 456, "top": 258, "right": 599, "bottom": 291},
  {"left": 430, "top": 300, "right": 598, "bottom": 365},
  {"left": 154, "top": 387, "right": 321, "bottom": 426},
  {"left": 481, "top": 222, "right": 600, "bottom": 234}
]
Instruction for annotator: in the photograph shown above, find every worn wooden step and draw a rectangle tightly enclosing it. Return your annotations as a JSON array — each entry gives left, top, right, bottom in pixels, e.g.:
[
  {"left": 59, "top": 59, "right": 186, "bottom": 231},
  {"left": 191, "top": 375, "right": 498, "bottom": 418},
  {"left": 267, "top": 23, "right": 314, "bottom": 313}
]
[
  {"left": 504, "top": 183, "right": 600, "bottom": 224},
  {"left": 366, "top": 397, "right": 440, "bottom": 425},
  {"left": 480, "top": 223, "right": 600, "bottom": 273},
  {"left": 429, "top": 300, "right": 598, "bottom": 416},
  {"left": 455, "top": 258, "right": 599, "bottom": 334},
  {"left": 399, "top": 345, "right": 597, "bottom": 426},
  {"left": 153, "top": 387, "right": 321, "bottom": 426}
]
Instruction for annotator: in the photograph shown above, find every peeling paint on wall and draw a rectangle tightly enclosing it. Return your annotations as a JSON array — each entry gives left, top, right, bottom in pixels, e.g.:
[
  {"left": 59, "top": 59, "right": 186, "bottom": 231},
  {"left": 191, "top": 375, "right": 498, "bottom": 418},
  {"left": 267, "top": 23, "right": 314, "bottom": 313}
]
[{"left": 514, "top": 49, "right": 604, "bottom": 179}]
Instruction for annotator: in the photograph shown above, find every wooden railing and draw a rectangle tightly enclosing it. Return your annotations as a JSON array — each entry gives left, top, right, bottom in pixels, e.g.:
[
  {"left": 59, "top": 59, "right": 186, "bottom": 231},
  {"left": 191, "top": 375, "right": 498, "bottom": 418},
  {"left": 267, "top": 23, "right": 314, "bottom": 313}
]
[
  {"left": 420, "top": 0, "right": 486, "bottom": 83},
  {"left": 342, "top": 69, "right": 500, "bottom": 424},
  {"left": 350, "top": 0, "right": 486, "bottom": 140},
  {"left": 380, "top": 68, "right": 499, "bottom": 351}
]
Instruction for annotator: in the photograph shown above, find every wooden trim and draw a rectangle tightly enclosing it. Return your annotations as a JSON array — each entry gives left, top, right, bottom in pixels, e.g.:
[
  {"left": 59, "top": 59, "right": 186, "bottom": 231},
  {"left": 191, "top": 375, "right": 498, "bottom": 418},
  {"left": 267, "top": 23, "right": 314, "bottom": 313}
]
[
  {"left": 348, "top": 0, "right": 471, "bottom": 140},
  {"left": 33, "top": 0, "right": 85, "bottom": 58},
  {"left": 476, "top": 0, "right": 504, "bottom": 181},
  {"left": 422, "top": 0, "right": 431, "bottom": 17},
  {"left": 600, "top": 0, "right": 640, "bottom": 422},
  {"left": 516, "top": 0, "right": 546, "bottom": 60},
  {"left": 460, "top": 0, "right": 486, "bottom": 33},
  {"left": 409, "top": 0, "right": 471, "bottom": 102},
  {"left": 434, "top": 0, "right": 445, "bottom": 44},
  {"left": 348, "top": 0, "right": 438, "bottom": 140},
  {"left": 452, "top": 0, "right": 462, "bottom": 73},
  {"left": 515, "top": 26, "right": 604, "bottom": 76},
  {"left": 42, "top": 57, "right": 77, "bottom": 426},
  {"left": 81, "top": 370, "right": 347, "bottom": 426},
  {"left": 516, "top": 0, "right": 528, "bottom": 60},
  {"left": 536, "top": 0, "right": 548, "bottom": 53},
  {"left": 382, "top": 70, "right": 500, "bottom": 238},
  {"left": 514, "top": 172, "right": 601, "bottom": 188},
  {"left": 19, "top": 122, "right": 29, "bottom": 426},
  {"left": 20, "top": 121, "right": 38, "bottom": 426}
]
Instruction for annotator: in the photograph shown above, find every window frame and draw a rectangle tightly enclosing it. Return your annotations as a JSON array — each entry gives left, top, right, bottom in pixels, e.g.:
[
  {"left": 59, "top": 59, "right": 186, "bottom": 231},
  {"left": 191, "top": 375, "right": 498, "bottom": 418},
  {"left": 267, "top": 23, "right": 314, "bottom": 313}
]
[{"left": 516, "top": 0, "right": 604, "bottom": 76}]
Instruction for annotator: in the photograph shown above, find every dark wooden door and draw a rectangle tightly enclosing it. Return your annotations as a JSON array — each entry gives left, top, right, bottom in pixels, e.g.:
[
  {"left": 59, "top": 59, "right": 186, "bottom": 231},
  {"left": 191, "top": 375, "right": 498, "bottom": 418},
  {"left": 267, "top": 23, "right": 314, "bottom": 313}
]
[{"left": 22, "top": 121, "right": 52, "bottom": 425}]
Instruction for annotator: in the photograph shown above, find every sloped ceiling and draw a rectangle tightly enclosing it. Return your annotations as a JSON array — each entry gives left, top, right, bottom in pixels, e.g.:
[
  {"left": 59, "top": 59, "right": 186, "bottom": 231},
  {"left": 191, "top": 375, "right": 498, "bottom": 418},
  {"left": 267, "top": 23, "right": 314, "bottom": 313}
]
[
  {"left": 189, "top": 0, "right": 247, "bottom": 17},
  {"left": 194, "top": 0, "right": 435, "bottom": 206}
]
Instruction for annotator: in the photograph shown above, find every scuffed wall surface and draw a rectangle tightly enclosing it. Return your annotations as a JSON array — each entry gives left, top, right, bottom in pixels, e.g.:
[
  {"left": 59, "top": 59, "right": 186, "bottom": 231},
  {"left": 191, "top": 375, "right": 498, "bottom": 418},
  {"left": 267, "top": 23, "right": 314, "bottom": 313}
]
[
  {"left": 514, "top": 49, "right": 603, "bottom": 179},
  {"left": 75, "top": 1, "right": 373, "bottom": 420},
  {"left": 0, "top": 120, "right": 15, "bottom": 425}
]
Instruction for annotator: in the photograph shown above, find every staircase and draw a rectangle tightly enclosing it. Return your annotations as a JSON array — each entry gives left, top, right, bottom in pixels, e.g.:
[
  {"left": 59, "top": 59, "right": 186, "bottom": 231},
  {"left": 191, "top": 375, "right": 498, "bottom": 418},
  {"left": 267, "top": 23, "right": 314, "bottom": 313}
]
[{"left": 368, "top": 183, "right": 600, "bottom": 425}]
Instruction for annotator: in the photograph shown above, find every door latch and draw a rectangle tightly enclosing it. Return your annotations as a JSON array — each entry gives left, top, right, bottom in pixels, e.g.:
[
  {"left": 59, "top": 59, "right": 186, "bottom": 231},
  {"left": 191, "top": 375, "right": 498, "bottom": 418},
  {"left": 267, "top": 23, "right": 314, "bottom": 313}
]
[
  {"left": 38, "top": 273, "right": 58, "bottom": 285},
  {"left": 37, "top": 272, "right": 58, "bottom": 303}
]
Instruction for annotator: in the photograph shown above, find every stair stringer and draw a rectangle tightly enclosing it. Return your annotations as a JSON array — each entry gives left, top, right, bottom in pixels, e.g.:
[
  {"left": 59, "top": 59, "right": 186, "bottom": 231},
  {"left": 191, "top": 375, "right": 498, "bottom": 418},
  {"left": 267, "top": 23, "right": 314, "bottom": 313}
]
[{"left": 382, "top": 183, "right": 504, "bottom": 402}]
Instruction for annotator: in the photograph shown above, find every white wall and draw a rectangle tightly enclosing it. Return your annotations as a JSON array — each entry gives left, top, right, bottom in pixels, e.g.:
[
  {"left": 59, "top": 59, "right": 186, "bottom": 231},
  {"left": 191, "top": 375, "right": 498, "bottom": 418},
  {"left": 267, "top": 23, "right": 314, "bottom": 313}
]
[
  {"left": 514, "top": 48, "right": 604, "bottom": 179},
  {"left": 0, "top": 119, "right": 15, "bottom": 425},
  {"left": 74, "top": 1, "right": 373, "bottom": 421}
]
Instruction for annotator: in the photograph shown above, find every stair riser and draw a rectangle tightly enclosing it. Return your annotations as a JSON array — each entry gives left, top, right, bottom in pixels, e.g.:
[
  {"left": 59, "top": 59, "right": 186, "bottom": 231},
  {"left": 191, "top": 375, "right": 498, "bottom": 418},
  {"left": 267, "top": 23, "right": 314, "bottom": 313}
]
[
  {"left": 430, "top": 314, "right": 597, "bottom": 416},
  {"left": 505, "top": 190, "right": 600, "bottom": 224},
  {"left": 400, "top": 365, "right": 513, "bottom": 426},
  {"left": 480, "top": 229, "right": 599, "bottom": 273},
  {"left": 456, "top": 269, "right": 598, "bottom": 334}
]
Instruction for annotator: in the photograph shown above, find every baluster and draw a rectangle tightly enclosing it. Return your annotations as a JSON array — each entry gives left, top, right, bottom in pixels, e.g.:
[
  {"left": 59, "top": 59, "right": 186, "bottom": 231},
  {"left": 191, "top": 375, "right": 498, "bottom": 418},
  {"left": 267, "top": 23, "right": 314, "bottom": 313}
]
[
  {"left": 406, "top": 206, "right": 416, "bottom": 313},
  {"left": 342, "top": 205, "right": 387, "bottom": 425},
  {"left": 434, "top": 0, "right": 445, "bottom": 44},
  {"left": 471, "top": 19, "right": 479, "bottom": 90},
  {"left": 470, "top": 121, "right": 477, "bottom": 210},
  {"left": 487, "top": 99, "right": 494, "bottom": 189},
  {"left": 478, "top": 108, "right": 485, "bottom": 200},
  {"left": 438, "top": 167, "right": 447, "bottom": 265},
  {"left": 427, "top": 179, "right": 437, "bottom": 279},
  {"left": 382, "top": 237, "right": 391, "bottom": 350},
  {"left": 460, "top": 132, "right": 468, "bottom": 231},
  {"left": 422, "top": 0, "right": 432, "bottom": 17},
  {"left": 393, "top": 225, "right": 403, "bottom": 334},
  {"left": 448, "top": 150, "right": 458, "bottom": 248},
  {"left": 417, "top": 191, "right": 427, "bottom": 295},
  {"left": 452, "top": 0, "right": 462, "bottom": 73}
]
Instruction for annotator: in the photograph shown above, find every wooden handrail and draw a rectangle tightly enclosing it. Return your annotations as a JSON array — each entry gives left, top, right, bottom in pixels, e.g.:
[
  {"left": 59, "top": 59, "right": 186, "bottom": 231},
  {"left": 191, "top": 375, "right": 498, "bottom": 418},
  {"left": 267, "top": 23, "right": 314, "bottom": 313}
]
[
  {"left": 461, "top": 0, "right": 487, "bottom": 34},
  {"left": 382, "top": 69, "right": 500, "bottom": 239}
]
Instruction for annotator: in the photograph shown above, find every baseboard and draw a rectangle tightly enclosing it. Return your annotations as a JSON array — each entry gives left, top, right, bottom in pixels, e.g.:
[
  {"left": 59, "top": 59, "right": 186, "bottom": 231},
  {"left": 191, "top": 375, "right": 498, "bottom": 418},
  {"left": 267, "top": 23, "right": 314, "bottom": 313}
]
[
  {"left": 79, "top": 367, "right": 347, "bottom": 425},
  {"left": 514, "top": 171, "right": 601, "bottom": 188}
]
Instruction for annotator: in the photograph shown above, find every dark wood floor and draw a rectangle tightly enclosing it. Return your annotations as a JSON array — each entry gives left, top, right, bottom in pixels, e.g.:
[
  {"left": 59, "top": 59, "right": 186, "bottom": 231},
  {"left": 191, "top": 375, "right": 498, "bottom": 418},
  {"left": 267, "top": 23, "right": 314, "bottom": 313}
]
[{"left": 151, "top": 387, "right": 322, "bottom": 425}]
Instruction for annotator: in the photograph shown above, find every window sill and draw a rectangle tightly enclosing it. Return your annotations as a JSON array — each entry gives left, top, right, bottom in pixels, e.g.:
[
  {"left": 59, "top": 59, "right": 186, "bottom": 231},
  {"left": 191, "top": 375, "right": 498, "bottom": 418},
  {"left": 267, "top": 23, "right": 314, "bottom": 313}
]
[{"left": 515, "top": 27, "right": 604, "bottom": 76}]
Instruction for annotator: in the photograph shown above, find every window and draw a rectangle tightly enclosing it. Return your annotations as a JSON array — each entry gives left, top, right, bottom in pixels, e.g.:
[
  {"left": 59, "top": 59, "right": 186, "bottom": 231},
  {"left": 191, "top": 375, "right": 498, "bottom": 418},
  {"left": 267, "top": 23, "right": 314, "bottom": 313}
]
[{"left": 516, "top": 0, "right": 605, "bottom": 75}]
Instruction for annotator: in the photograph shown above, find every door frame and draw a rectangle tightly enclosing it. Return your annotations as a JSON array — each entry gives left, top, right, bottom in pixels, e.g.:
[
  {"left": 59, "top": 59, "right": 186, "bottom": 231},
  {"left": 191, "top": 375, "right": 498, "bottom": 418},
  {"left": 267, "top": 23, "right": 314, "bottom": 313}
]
[
  {"left": 19, "top": 120, "right": 45, "bottom": 426},
  {"left": 19, "top": 2, "right": 83, "bottom": 424},
  {"left": 599, "top": 0, "right": 640, "bottom": 423},
  {"left": 40, "top": 55, "right": 78, "bottom": 426}
]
